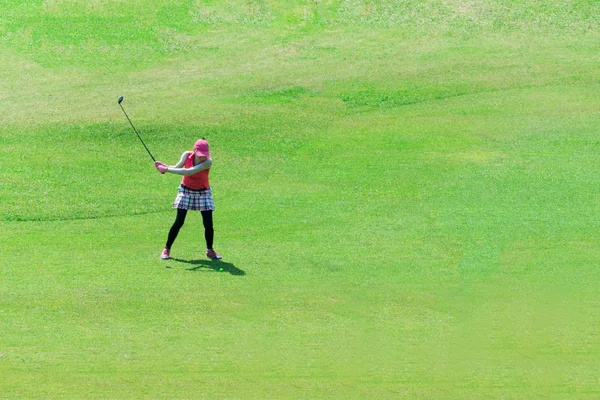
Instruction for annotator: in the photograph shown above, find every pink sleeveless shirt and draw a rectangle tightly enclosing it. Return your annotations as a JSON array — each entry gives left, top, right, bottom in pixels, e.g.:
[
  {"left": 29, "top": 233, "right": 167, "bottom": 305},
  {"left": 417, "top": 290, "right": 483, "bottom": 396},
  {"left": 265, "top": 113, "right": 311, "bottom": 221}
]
[{"left": 182, "top": 152, "right": 210, "bottom": 190}]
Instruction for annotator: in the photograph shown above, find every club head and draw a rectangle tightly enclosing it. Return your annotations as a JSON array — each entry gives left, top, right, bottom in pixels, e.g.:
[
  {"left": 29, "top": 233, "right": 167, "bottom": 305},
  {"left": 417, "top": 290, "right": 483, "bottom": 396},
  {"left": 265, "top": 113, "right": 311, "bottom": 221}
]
[{"left": 118, "top": 96, "right": 124, "bottom": 104}]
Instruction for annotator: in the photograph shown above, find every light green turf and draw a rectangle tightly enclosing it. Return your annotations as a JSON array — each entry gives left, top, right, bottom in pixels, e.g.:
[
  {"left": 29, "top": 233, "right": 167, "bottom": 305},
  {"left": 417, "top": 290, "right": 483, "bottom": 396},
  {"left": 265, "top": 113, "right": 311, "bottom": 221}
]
[{"left": 2, "top": 1, "right": 600, "bottom": 398}]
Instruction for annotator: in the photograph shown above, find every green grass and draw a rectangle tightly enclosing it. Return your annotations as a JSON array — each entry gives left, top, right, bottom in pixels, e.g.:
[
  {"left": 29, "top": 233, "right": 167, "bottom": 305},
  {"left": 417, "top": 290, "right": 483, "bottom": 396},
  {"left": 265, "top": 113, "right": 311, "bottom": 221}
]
[{"left": 2, "top": 1, "right": 600, "bottom": 398}]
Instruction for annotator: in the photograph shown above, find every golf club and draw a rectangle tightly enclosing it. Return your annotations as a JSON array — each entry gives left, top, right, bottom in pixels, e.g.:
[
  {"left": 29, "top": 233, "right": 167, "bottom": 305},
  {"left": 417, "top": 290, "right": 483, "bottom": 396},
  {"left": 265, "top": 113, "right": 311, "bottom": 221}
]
[{"left": 117, "top": 96, "right": 156, "bottom": 162}]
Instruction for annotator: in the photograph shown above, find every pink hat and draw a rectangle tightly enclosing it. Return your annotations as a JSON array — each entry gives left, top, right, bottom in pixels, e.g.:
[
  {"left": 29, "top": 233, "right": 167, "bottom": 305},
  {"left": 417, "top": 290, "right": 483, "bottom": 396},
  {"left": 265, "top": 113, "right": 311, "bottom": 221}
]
[{"left": 194, "top": 139, "right": 210, "bottom": 158}]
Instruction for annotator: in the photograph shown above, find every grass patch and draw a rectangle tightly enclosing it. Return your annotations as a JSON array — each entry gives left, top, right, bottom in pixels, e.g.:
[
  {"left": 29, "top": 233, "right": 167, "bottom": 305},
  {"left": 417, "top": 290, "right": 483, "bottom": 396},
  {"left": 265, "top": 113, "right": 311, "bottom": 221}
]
[{"left": 2, "top": 0, "right": 600, "bottom": 398}]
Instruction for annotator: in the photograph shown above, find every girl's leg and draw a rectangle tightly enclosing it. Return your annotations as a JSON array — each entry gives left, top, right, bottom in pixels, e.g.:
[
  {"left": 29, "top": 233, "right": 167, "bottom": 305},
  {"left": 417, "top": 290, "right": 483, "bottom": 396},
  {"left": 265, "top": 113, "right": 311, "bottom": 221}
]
[
  {"left": 201, "top": 210, "right": 214, "bottom": 249},
  {"left": 166, "top": 208, "right": 188, "bottom": 249}
]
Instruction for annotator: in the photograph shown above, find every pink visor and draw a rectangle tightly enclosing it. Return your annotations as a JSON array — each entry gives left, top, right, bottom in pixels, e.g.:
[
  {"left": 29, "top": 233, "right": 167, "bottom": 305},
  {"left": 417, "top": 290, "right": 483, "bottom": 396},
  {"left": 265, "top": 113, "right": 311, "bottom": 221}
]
[{"left": 194, "top": 139, "right": 210, "bottom": 158}]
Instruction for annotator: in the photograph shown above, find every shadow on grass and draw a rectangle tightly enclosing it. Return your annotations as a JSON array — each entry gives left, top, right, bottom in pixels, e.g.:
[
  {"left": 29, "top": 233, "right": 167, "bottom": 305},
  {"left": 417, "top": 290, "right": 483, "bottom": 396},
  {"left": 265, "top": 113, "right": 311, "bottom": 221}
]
[{"left": 170, "top": 258, "right": 246, "bottom": 276}]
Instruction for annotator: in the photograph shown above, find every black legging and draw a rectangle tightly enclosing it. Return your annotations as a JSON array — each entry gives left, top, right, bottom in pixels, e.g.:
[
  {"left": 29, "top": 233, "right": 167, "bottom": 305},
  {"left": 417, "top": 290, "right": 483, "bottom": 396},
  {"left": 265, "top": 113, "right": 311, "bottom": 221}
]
[{"left": 165, "top": 208, "right": 214, "bottom": 250}]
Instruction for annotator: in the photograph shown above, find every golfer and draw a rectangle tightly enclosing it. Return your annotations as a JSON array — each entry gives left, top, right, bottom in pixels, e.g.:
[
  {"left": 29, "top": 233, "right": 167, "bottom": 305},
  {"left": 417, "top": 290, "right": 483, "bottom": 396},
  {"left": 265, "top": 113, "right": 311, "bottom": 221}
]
[{"left": 154, "top": 138, "right": 222, "bottom": 260}]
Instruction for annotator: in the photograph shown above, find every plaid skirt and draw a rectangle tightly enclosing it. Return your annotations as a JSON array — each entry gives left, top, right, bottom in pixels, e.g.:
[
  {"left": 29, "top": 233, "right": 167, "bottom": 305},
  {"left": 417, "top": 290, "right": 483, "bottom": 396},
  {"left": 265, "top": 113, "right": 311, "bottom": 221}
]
[{"left": 172, "top": 184, "right": 215, "bottom": 211}]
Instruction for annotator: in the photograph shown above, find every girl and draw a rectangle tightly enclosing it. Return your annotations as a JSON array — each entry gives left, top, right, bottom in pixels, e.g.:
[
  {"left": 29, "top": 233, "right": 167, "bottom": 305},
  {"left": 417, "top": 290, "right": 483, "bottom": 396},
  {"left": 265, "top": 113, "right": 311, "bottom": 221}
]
[{"left": 154, "top": 138, "right": 222, "bottom": 260}]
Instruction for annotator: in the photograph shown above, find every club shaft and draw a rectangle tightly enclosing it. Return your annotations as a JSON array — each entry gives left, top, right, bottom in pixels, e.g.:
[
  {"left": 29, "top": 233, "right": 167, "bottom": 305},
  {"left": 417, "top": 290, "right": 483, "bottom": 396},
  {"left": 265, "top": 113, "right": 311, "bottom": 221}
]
[{"left": 119, "top": 104, "right": 156, "bottom": 162}]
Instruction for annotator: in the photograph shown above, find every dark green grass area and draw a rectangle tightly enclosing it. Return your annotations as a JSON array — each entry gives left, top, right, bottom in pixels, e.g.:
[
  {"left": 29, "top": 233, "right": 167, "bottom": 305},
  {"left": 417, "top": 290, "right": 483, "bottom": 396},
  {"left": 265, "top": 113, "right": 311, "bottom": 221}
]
[
  {"left": 2, "top": 0, "right": 600, "bottom": 398},
  {"left": 3, "top": 83, "right": 600, "bottom": 397}
]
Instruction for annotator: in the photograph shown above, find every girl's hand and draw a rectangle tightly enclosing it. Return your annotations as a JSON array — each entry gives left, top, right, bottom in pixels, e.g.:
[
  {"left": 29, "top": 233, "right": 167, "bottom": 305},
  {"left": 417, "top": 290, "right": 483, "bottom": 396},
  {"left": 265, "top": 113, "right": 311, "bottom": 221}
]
[{"left": 154, "top": 161, "right": 168, "bottom": 174}]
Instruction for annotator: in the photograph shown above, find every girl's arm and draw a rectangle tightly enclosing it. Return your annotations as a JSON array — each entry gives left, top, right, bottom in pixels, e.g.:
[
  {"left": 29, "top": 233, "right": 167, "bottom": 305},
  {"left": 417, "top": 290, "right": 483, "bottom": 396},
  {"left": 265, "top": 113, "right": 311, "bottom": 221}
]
[
  {"left": 173, "top": 152, "right": 188, "bottom": 168},
  {"left": 154, "top": 152, "right": 207, "bottom": 175},
  {"left": 165, "top": 158, "right": 212, "bottom": 176}
]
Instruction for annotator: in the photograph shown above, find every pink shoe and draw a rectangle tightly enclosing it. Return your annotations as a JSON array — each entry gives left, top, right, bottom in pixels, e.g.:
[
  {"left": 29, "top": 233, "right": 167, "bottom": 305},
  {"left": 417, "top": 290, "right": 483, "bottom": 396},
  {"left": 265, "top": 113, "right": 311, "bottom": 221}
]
[
  {"left": 160, "top": 248, "right": 170, "bottom": 260},
  {"left": 206, "top": 249, "right": 222, "bottom": 259}
]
